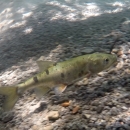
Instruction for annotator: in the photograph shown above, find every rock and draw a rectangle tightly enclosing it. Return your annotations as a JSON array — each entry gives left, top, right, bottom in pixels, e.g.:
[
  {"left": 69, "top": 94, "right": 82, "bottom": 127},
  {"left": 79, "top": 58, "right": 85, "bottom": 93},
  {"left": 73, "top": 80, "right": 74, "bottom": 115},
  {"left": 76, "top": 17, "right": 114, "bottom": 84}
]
[
  {"left": 123, "top": 124, "right": 130, "bottom": 130},
  {"left": 121, "top": 106, "right": 128, "bottom": 111},
  {"left": 91, "top": 100, "right": 99, "bottom": 106},
  {"left": 48, "top": 111, "right": 59, "bottom": 120},
  {"left": 91, "top": 128, "right": 97, "bottom": 130},
  {"left": 34, "top": 102, "right": 47, "bottom": 113},
  {"left": 32, "top": 125, "right": 52, "bottom": 130},
  {"left": 0, "top": 112, "right": 14, "bottom": 123},
  {"left": 31, "top": 125, "right": 39, "bottom": 130},
  {"left": 72, "top": 106, "right": 80, "bottom": 114},
  {"left": 83, "top": 114, "right": 91, "bottom": 119},
  {"left": 96, "top": 105, "right": 104, "bottom": 113},
  {"left": 0, "top": 123, "right": 7, "bottom": 130},
  {"left": 43, "top": 126, "right": 53, "bottom": 130},
  {"left": 76, "top": 122, "right": 89, "bottom": 130},
  {"left": 90, "top": 106, "right": 97, "bottom": 111},
  {"left": 110, "top": 107, "right": 119, "bottom": 116},
  {"left": 37, "top": 56, "right": 46, "bottom": 61},
  {"left": 61, "top": 101, "right": 70, "bottom": 107},
  {"left": 112, "top": 48, "right": 119, "bottom": 53},
  {"left": 91, "top": 117, "right": 97, "bottom": 122}
]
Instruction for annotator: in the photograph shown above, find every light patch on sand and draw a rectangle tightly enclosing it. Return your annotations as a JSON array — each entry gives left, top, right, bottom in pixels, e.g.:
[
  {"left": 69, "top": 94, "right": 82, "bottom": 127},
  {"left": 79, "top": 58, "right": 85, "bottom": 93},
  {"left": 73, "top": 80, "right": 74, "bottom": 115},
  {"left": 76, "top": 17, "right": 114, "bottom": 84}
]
[
  {"left": 112, "top": 2, "right": 125, "bottom": 7},
  {"left": 17, "top": 8, "right": 25, "bottom": 13},
  {"left": 10, "top": 20, "right": 26, "bottom": 28},
  {"left": 23, "top": 27, "right": 33, "bottom": 34},
  {"left": 22, "top": 12, "right": 33, "bottom": 19},
  {"left": 0, "top": 8, "right": 12, "bottom": 15}
]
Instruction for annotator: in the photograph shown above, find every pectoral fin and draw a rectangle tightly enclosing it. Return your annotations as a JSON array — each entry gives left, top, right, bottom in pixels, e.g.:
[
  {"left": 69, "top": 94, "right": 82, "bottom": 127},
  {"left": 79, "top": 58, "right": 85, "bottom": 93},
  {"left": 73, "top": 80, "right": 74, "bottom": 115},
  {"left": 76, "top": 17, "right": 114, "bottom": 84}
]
[
  {"left": 36, "top": 60, "right": 55, "bottom": 72},
  {"left": 54, "top": 84, "right": 67, "bottom": 95}
]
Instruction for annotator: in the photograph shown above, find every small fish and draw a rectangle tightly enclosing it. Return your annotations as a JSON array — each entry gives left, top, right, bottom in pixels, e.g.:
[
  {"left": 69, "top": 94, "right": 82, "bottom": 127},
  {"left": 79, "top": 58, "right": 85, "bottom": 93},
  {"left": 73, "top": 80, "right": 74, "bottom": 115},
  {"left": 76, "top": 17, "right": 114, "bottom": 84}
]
[{"left": 0, "top": 52, "right": 117, "bottom": 111}]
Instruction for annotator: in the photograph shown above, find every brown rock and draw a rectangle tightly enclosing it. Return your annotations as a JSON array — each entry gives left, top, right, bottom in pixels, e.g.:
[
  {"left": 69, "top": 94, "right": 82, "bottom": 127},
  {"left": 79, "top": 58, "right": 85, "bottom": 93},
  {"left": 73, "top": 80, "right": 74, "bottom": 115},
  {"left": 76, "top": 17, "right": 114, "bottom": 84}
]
[
  {"left": 117, "top": 50, "right": 123, "bottom": 56},
  {"left": 61, "top": 101, "right": 70, "bottom": 107},
  {"left": 48, "top": 111, "right": 59, "bottom": 120},
  {"left": 72, "top": 106, "right": 80, "bottom": 114}
]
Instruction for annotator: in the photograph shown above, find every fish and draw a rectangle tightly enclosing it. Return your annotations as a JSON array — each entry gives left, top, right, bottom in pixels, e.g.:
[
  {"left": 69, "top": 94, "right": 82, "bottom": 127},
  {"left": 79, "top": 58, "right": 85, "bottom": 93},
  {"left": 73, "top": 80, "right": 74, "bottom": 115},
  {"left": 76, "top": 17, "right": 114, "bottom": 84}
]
[{"left": 0, "top": 52, "right": 117, "bottom": 111}]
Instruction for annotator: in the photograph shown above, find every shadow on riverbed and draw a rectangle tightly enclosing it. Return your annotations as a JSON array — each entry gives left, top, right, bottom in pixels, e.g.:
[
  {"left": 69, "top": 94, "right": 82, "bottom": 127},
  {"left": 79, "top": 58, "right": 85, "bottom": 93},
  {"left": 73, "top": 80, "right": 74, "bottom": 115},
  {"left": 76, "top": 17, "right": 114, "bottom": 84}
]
[{"left": 0, "top": 1, "right": 130, "bottom": 72}]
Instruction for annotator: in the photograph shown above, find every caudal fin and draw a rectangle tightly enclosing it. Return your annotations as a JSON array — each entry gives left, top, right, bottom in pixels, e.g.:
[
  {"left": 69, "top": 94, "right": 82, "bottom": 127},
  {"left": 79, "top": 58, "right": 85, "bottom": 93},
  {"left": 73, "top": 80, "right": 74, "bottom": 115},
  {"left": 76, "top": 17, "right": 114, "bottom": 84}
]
[{"left": 0, "top": 86, "right": 19, "bottom": 111}]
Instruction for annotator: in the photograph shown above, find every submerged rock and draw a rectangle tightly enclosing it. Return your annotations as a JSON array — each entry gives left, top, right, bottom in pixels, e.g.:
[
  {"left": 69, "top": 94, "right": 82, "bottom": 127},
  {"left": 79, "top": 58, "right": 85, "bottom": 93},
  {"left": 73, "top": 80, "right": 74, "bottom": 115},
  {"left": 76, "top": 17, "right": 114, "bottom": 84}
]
[{"left": 48, "top": 111, "right": 59, "bottom": 120}]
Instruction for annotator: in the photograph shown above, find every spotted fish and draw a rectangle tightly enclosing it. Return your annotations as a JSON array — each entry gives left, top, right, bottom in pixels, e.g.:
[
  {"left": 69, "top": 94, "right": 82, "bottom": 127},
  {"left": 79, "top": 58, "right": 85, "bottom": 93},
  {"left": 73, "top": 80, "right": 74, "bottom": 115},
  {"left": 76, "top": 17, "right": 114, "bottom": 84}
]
[{"left": 0, "top": 52, "right": 117, "bottom": 111}]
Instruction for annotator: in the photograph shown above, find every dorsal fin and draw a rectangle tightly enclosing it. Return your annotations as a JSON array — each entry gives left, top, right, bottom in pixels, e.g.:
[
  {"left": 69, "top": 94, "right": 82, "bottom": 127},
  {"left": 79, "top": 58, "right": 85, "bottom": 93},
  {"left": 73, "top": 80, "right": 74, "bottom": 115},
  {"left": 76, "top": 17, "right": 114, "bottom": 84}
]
[{"left": 36, "top": 60, "right": 55, "bottom": 72}]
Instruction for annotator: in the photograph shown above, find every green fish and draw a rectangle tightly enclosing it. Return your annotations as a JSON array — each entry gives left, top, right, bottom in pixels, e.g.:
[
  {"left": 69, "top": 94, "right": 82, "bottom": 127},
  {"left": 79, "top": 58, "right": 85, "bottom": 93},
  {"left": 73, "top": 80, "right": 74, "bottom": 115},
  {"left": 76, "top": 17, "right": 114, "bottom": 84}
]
[{"left": 0, "top": 52, "right": 117, "bottom": 111}]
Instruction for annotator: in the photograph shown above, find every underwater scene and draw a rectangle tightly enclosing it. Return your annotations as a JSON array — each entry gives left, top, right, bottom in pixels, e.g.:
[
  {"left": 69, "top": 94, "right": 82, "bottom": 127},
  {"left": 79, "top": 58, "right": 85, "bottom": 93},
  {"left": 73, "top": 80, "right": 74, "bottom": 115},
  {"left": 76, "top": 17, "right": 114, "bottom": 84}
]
[{"left": 0, "top": 0, "right": 130, "bottom": 130}]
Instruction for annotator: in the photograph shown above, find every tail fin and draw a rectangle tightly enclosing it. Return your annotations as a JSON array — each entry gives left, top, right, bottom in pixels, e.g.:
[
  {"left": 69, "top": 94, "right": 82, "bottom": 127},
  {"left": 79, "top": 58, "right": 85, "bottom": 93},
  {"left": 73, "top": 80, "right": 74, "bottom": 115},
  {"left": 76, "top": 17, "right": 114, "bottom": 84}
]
[{"left": 0, "top": 86, "right": 19, "bottom": 111}]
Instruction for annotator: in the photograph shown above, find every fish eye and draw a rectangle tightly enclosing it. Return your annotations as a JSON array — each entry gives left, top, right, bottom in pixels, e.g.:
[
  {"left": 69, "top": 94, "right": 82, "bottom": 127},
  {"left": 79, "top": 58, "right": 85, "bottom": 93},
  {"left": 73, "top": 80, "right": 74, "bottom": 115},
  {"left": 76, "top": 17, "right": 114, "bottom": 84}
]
[{"left": 104, "top": 58, "right": 109, "bottom": 64}]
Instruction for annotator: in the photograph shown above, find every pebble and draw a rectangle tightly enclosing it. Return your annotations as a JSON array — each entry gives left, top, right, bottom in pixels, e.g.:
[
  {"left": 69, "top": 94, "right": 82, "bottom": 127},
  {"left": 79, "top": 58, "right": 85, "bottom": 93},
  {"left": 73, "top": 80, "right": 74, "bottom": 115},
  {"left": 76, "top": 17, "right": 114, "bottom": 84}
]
[
  {"left": 0, "top": 112, "right": 14, "bottom": 123},
  {"left": 48, "top": 111, "right": 59, "bottom": 120},
  {"left": 91, "top": 128, "right": 97, "bottom": 130},
  {"left": 96, "top": 105, "right": 104, "bottom": 113},
  {"left": 72, "top": 106, "right": 80, "bottom": 114},
  {"left": 110, "top": 107, "right": 119, "bottom": 116},
  {"left": 31, "top": 125, "right": 52, "bottom": 130},
  {"left": 43, "top": 126, "right": 53, "bottom": 130},
  {"left": 83, "top": 114, "right": 91, "bottom": 119},
  {"left": 31, "top": 125, "right": 40, "bottom": 130},
  {"left": 34, "top": 102, "right": 47, "bottom": 113},
  {"left": 91, "top": 117, "right": 97, "bottom": 122}
]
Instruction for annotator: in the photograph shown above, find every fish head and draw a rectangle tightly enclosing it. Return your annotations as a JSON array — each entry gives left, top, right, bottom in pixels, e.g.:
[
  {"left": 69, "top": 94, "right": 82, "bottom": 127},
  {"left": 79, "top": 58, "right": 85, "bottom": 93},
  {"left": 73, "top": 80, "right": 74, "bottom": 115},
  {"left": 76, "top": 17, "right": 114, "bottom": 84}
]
[{"left": 88, "top": 52, "right": 117, "bottom": 73}]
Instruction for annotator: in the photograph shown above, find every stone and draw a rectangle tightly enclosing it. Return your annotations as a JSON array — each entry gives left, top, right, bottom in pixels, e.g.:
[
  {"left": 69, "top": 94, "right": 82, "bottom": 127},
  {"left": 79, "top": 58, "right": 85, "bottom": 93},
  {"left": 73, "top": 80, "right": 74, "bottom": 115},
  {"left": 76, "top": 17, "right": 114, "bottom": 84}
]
[
  {"left": 34, "top": 102, "right": 47, "bottom": 113},
  {"left": 72, "top": 106, "right": 80, "bottom": 114},
  {"left": 90, "top": 106, "right": 97, "bottom": 111},
  {"left": 110, "top": 107, "right": 119, "bottom": 116},
  {"left": 31, "top": 124, "right": 38, "bottom": 129},
  {"left": 97, "top": 105, "right": 104, "bottom": 113},
  {"left": 121, "top": 106, "right": 128, "bottom": 111},
  {"left": 91, "top": 128, "right": 97, "bottom": 130},
  {"left": 83, "top": 114, "right": 91, "bottom": 119},
  {"left": 0, "top": 112, "right": 14, "bottom": 123},
  {"left": 91, "top": 100, "right": 99, "bottom": 106},
  {"left": 91, "top": 117, "right": 97, "bottom": 122},
  {"left": 48, "top": 111, "right": 59, "bottom": 120},
  {"left": 43, "top": 126, "right": 53, "bottom": 130}
]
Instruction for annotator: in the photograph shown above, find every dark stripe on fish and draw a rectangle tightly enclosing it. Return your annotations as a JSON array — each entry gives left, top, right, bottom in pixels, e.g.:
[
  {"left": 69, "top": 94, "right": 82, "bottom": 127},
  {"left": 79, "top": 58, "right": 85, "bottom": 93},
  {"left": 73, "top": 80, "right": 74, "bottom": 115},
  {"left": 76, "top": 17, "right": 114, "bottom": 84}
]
[
  {"left": 45, "top": 69, "right": 49, "bottom": 75},
  {"left": 33, "top": 76, "right": 38, "bottom": 83}
]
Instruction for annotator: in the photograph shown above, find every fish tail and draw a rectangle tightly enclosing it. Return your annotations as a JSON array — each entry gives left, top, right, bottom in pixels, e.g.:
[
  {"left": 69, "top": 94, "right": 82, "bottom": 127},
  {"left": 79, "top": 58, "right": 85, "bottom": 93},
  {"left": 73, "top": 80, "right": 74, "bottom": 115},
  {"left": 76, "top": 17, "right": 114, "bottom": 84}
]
[{"left": 0, "top": 86, "right": 19, "bottom": 111}]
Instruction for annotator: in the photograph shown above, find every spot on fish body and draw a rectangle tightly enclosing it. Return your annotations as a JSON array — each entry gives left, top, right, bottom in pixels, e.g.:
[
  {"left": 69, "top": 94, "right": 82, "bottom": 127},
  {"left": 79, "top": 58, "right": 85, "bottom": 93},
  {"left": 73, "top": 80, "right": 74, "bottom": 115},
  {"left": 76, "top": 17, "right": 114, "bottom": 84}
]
[
  {"left": 53, "top": 63, "right": 57, "bottom": 66},
  {"left": 78, "top": 70, "right": 84, "bottom": 77},
  {"left": 68, "top": 72, "right": 70, "bottom": 75},
  {"left": 61, "top": 73, "right": 65, "bottom": 78}
]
